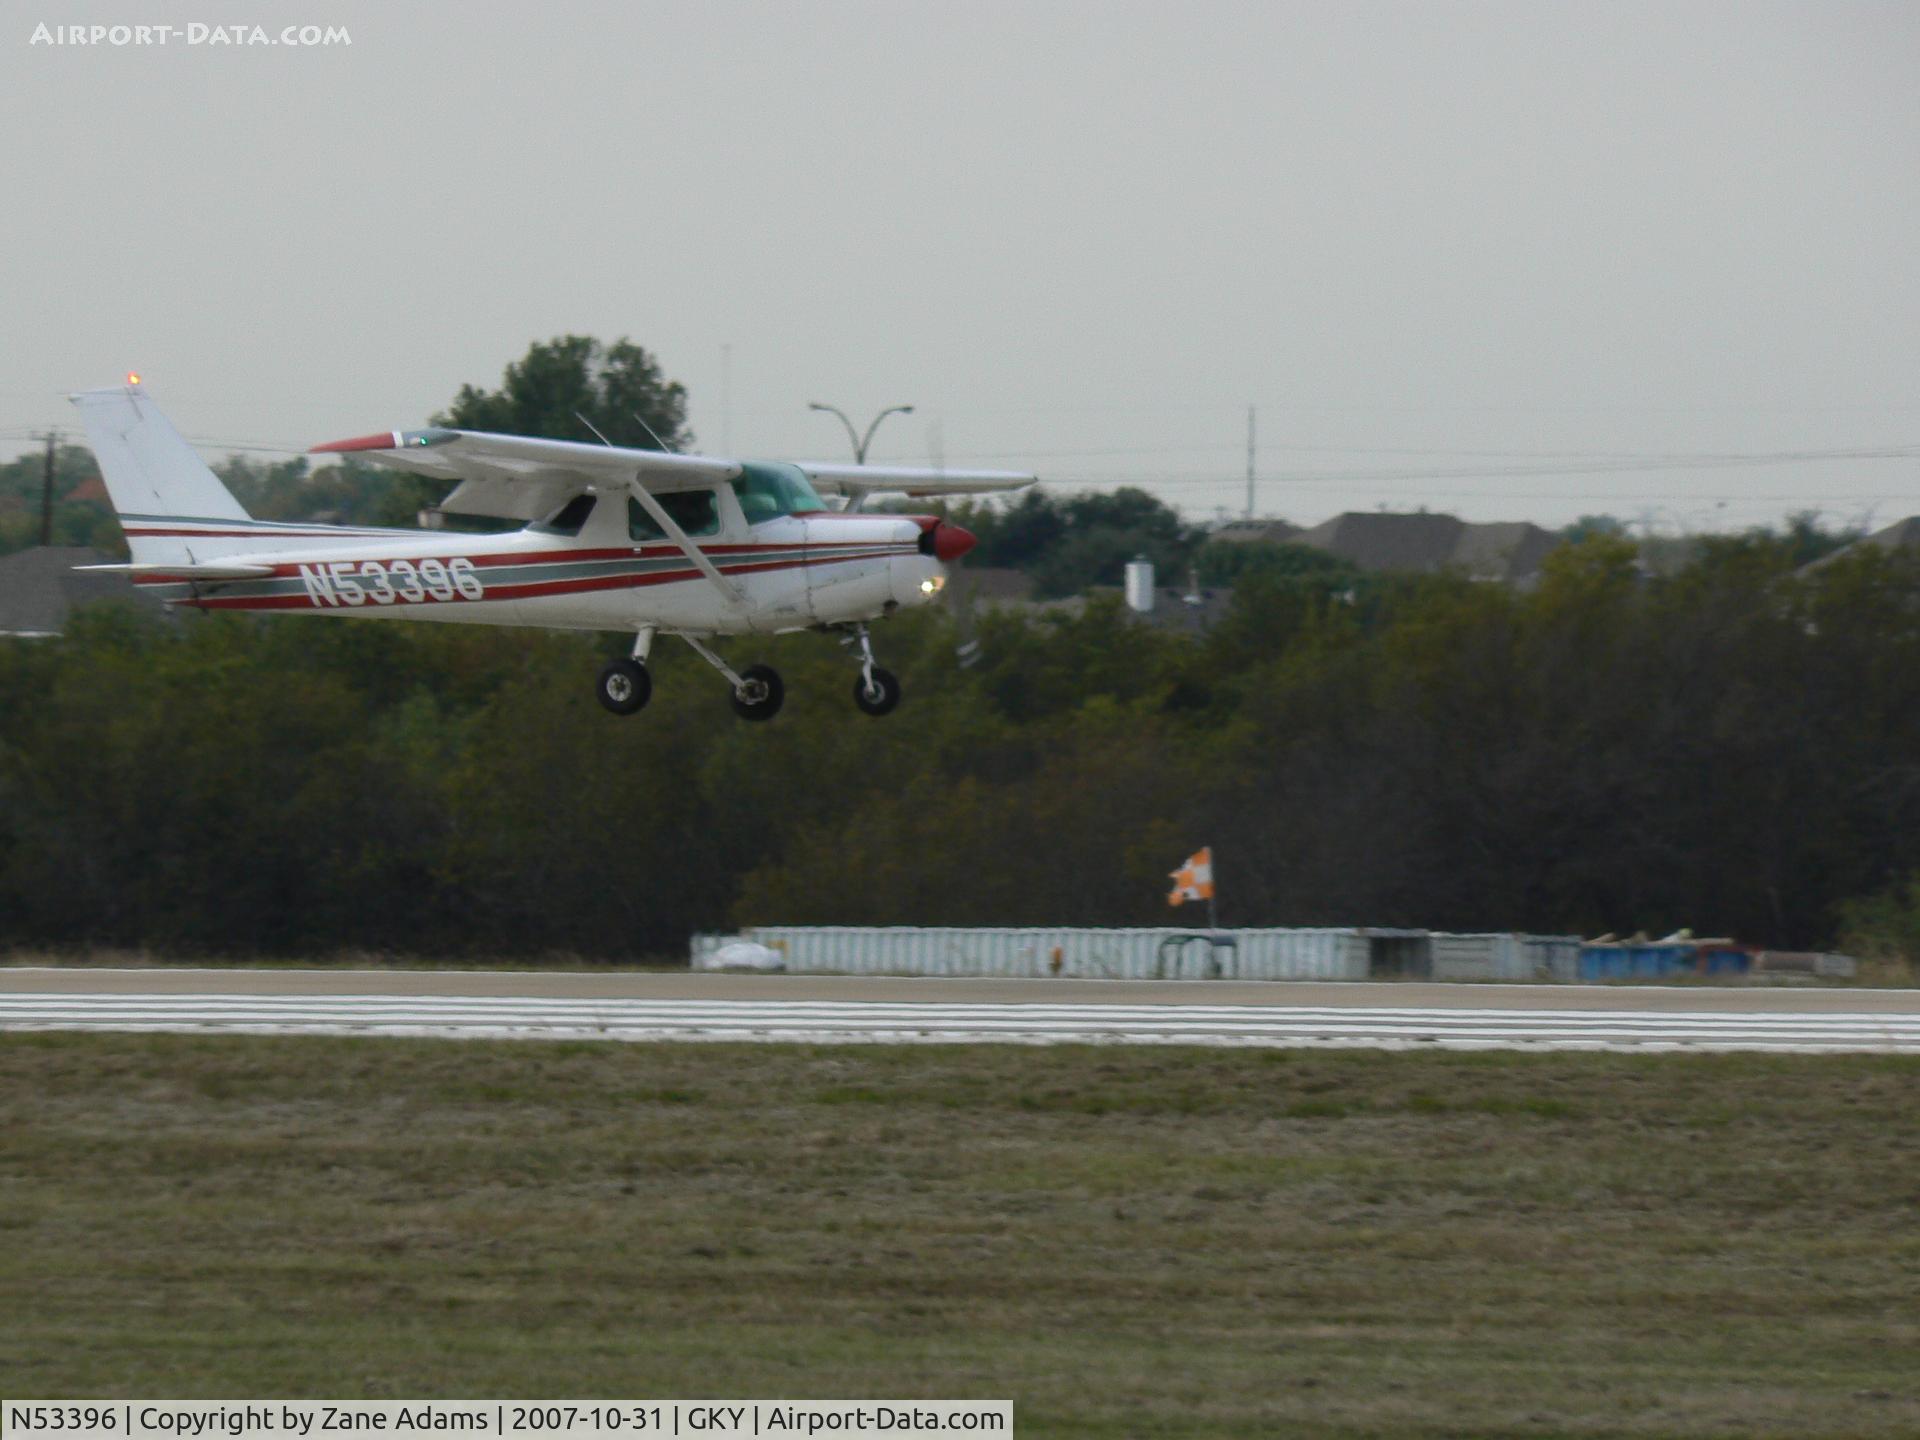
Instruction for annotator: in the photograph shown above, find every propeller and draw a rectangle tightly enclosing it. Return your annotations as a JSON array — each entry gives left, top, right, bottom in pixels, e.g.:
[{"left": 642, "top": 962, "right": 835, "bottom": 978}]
[{"left": 927, "top": 417, "right": 985, "bottom": 667}]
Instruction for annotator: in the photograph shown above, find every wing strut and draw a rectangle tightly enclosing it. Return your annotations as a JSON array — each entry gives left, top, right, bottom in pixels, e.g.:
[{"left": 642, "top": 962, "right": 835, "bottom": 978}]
[{"left": 626, "top": 479, "right": 745, "bottom": 606}]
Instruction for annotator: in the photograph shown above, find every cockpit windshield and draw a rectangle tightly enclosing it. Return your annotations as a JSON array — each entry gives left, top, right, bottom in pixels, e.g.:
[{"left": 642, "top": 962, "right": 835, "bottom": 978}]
[{"left": 732, "top": 462, "right": 827, "bottom": 525}]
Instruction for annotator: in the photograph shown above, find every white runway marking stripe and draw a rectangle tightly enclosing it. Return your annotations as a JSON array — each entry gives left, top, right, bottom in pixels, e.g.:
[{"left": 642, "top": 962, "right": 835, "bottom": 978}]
[{"left": 3, "top": 993, "right": 1920, "bottom": 1052}]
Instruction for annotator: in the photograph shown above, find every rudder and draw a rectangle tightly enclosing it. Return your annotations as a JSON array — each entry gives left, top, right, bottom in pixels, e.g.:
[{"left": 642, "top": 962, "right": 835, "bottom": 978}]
[{"left": 69, "top": 384, "right": 250, "bottom": 564}]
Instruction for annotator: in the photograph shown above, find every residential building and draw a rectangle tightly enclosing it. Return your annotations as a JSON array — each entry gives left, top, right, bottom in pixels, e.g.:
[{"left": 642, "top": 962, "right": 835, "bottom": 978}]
[{"left": 0, "top": 546, "right": 167, "bottom": 638}]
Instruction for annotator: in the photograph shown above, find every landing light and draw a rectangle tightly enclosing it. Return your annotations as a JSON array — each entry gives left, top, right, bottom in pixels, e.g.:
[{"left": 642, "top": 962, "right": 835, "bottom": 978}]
[
  {"left": 920, "top": 576, "right": 945, "bottom": 596},
  {"left": 127, "top": 372, "right": 141, "bottom": 385}
]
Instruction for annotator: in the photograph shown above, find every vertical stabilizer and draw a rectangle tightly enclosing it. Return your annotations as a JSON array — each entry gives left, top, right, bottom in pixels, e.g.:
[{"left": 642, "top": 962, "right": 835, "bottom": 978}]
[{"left": 69, "top": 384, "right": 249, "bottom": 563}]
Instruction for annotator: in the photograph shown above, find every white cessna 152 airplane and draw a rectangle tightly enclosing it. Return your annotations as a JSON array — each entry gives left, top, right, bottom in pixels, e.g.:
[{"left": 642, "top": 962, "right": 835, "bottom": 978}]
[{"left": 70, "top": 382, "right": 1034, "bottom": 720}]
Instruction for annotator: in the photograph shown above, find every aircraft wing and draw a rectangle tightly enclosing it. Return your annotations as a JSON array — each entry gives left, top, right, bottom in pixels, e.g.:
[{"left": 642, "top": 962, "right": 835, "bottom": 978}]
[
  {"left": 310, "top": 427, "right": 743, "bottom": 521},
  {"left": 796, "top": 463, "right": 1036, "bottom": 499}
]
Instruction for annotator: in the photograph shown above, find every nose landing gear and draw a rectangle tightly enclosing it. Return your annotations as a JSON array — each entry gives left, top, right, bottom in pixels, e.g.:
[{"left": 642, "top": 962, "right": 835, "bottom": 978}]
[
  {"left": 854, "top": 666, "right": 901, "bottom": 716},
  {"left": 846, "top": 623, "right": 902, "bottom": 717}
]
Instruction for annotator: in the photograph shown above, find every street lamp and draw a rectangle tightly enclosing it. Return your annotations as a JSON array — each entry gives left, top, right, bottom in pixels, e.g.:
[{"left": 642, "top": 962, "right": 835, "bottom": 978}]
[{"left": 809, "top": 401, "right": 915, "bottom": 464}]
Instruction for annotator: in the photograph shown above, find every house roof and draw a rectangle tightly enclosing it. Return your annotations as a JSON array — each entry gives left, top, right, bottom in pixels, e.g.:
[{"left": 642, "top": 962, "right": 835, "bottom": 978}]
[
  {"left": 1448, "top": 520, "right": 1562, "bottom": 581},
  {"left": 1210, "top": 518, "right": 1303, "bottom": 546},
  {"left": 1292, "top": 511, "right": 1559, "bottom": 582},
  {"left": 1822, "top": 516, "right": 1920, "bottom": 563},
  {"left": 1070, "top": 583, "right": 1236, "bottom": 634},
  {"left": 1136, "top": 585, "right": 1234, "bottom": 634},
  {"left": 1799, "top": 516, "right": 1920, "bottom": 572},
  {"left": 1867, "top": 517, "right": 1920, "bottom": 549},
  {"left": 1295, "top": 511, "right": 1467, "bottom": 572},
  {"left": 0, "top": 546, "right": 168, "bottom": 637}
]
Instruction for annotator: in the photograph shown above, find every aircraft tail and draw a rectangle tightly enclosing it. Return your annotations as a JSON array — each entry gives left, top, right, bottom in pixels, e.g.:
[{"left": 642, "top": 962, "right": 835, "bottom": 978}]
[{"left": 69, "top": 384, "right": 252, "bottom": 565}]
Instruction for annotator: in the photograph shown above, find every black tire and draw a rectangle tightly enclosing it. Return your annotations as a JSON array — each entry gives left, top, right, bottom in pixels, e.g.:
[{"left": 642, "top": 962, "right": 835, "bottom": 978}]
[
  {"left": 730, "top": 664, "right": 784, "bottom": 722},
  {"left": 853, "top": 666, "right": 902, "bottom": 717},
  {"left": 596, "top": 658, "right": 651, "bottom": 716}
]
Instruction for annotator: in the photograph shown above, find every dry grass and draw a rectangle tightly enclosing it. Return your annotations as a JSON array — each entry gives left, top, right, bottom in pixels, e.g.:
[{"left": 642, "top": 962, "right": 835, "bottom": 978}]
[{"left": 1, "top": 1034, "right": 1917, "bottom": 1437}]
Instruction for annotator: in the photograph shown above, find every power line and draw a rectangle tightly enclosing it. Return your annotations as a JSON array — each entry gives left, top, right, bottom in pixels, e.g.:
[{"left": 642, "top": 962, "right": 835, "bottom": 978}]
[
  {"left": 1040, "top": 445, "right": 1920, "bottom": 489},
  {"left": 947, "top": 438, "right": 1920, "bottom": 464}
]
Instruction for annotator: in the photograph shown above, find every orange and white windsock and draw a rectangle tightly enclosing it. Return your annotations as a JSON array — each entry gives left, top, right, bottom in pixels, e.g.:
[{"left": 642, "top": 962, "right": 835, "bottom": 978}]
[{"left": 1167, "top": 846, "right": 1214, "bottom": 906}]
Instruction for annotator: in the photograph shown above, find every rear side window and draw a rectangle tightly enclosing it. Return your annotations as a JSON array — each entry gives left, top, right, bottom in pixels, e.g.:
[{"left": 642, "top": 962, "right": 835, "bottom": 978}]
[
  {"left": 629, "top": 489, "right": 719, "bottom": 541},
  {"left": 528, "top": 493, "right": 596, "bottom": 536}
]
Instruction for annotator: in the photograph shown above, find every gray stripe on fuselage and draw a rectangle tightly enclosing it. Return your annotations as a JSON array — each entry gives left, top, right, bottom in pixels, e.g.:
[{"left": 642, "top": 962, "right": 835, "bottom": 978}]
[{"left": 147, "top": 544, "right": 913, "bottom": 606}]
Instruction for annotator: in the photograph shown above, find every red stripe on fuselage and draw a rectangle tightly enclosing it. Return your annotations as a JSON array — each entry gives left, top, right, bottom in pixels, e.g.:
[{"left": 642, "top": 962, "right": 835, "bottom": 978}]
[
  {"left": 175, "top": 548, "right": 915, "bottom": 610},
  {"left": 122, "top": 537, "right": 908, "bottom": 567},
  {"left": 155, "top": 538, "right": 909, "bottom": 578}
]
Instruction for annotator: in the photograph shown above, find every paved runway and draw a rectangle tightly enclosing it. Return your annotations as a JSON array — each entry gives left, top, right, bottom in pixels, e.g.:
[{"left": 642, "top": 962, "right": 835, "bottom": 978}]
[{"left": 4, "top": 968, "right": 1919, "bottom": 1052}]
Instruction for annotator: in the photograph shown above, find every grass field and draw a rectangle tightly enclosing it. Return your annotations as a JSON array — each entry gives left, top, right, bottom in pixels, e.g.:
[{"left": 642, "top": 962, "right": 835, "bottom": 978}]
[{"left": 1, "top": 1034, "right": 1916, "bottom": 1437}]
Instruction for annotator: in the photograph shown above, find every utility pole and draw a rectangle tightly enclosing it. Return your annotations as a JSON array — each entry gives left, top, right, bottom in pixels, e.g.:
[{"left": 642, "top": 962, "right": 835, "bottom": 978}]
[
  {"left": 1244, "top": 406, "right": 1256, "bottom": 519},
  {"left": 39, "top": 430, "right": 57, "bottom": 547}
]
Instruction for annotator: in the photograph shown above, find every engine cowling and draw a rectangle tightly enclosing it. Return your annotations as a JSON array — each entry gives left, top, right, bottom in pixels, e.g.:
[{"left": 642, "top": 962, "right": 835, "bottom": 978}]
[{"left": 915, "top": 520, "right": 977, "bottom": 562}]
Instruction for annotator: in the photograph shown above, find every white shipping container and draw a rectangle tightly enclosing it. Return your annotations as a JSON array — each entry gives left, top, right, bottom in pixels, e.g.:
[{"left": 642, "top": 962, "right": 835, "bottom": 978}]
[
  {"left": 693, "top": 927, "right": 1584, "bottom": 982},
  {"left": 697, "top": 926, "right": 1380, "bottom": 981}
]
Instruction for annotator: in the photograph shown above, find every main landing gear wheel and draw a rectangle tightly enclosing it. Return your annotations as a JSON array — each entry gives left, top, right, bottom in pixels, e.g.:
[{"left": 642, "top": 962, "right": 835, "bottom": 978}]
[
  {"left": 596, "top": 658, "right": 652, "bottom": 715},
  {"left": 854, "top": 666, "right": 902, "bottom": 717},
  {"left": 730, "top": 664, "right": 785, "bottom": 722}
]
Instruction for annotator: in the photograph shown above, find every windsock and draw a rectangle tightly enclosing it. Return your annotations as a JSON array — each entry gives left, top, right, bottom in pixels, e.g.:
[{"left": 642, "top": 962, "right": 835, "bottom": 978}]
[{"left": 1167, "top": 846, "right": 1214, "bottom": 906}]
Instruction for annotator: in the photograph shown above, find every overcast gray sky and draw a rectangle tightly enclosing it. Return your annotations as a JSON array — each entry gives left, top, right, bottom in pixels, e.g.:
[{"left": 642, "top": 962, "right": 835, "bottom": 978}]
[{"left": 4, "top": 0, "right": 1916, "bottom": 531}]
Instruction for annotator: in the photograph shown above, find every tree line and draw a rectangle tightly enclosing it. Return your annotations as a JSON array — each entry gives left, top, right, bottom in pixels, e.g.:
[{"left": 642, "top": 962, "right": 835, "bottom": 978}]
[
  {"left": 2, "top": 534, "right": 1917, "bottom": 965},
  {"left": 3, "top": 335, "right": 1913, "bottom": 967}
]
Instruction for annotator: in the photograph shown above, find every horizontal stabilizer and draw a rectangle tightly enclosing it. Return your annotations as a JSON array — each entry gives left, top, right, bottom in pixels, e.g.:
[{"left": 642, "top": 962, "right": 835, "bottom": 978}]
[{"left": 76, "top": 561, "right": 275, "bottom": 580}]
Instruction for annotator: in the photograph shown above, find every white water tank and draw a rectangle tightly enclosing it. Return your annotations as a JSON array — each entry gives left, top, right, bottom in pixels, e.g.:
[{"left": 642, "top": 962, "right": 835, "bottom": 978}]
[{"left": 1124, "top": 556, "right": 1155, "bottom": 613}]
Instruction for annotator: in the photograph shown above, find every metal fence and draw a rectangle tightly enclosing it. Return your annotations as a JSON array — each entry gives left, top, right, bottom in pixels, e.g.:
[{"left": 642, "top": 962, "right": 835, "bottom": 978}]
[
  {"left": 691, "top": 926, "right": 1583, "bottom": 982},
  {"left": 1431, "top": 933, "right": 1584, "bottom": 982}
]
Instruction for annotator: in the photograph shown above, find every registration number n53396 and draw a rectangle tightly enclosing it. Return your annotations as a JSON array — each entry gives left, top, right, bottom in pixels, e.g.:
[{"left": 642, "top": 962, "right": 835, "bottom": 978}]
[{"left": 298, "top": 557, "right": 485, "bottom": 607}]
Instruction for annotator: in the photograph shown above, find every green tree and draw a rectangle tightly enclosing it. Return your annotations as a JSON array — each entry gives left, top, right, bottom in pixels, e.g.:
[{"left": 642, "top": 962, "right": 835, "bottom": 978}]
[
  {"left": 436, "top": 335, "right": 692, "bottom": 451},
  {"left": 947, "top": 487, "right": 1203, "bottom": 597},
  {"left": 1774, "top": 509, "right": 1861, "bottom": 567},
  {"left": 1837, "top": 873, "right": 1920, "bottom": 977},
  {"left": 1561, "top": 514, "right": 1628, "bottom": 543},
  {"left": 1193, "top": 539, "right": 1360, "bottom": 587},
  {"left": 0, "top": 442, "right": 122, "bottom": 557},
  {"left": 949, "top": 489, "right": 1067, "bottom": 570}
]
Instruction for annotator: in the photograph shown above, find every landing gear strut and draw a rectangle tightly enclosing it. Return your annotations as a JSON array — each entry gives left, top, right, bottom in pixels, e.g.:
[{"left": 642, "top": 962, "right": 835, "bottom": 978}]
[
  {"left": 681, "top": 634, "right": 784, "bottom": 722},
  {"left": 847, "top": 624, "right": 902, "bottom": 717}
]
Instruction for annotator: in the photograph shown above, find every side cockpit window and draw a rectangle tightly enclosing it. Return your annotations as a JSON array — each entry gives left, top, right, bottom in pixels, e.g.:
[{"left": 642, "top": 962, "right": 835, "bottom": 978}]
[
  {"left": 629, "top": 489, "right": 720, "bottom": 542},
  {"left": 529, "top": 493, "right": 596, "bottom": 536}
]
